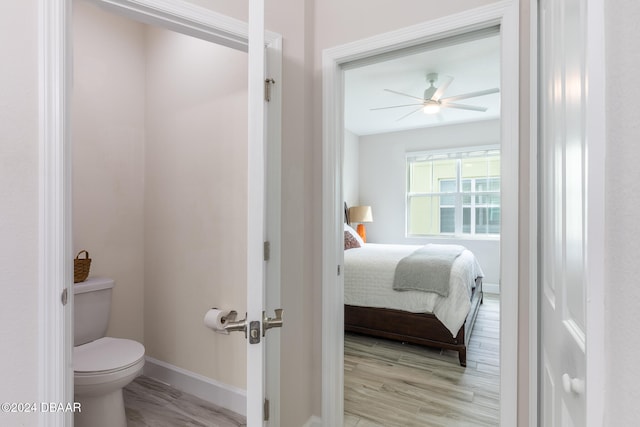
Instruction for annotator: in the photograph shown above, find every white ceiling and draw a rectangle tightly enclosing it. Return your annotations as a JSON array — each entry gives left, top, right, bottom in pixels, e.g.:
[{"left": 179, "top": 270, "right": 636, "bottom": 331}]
[{"left": 344, "top": 34, "right": 501, "bottom": 136}]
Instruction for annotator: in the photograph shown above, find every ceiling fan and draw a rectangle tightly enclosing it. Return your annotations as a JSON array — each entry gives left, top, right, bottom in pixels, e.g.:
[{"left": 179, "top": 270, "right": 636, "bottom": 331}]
[{"left": 371, "top": 72, "right": 499, "bottom": 120}]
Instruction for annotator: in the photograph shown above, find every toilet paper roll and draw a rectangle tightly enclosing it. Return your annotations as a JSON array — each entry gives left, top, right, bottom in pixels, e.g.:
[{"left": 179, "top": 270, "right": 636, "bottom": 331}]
[{"left": 203, "top": 308, "right": 231, "bottom": 335}]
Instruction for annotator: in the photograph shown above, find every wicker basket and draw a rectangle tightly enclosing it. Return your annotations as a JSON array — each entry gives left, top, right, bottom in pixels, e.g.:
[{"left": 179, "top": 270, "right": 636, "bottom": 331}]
[{"left": 74, "top": 250, "right": 91, "bottom": 283}]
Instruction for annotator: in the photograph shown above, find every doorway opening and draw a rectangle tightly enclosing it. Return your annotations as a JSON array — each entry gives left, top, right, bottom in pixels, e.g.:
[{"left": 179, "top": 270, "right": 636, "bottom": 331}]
[
  {"left": 342, "top": 28, "right": 502, "bottom": 425},
  {"left": 321, "top": 3, "right": 519, "bottom": 426},
  {"left": 39, "top": 0, "right": 282, "bottom": 425},
  {"left": 72, "top": 0, "right": 249, "bottom": 423}
]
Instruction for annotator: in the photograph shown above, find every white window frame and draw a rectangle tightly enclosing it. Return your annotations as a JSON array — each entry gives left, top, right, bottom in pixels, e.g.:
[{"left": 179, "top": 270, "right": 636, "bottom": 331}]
[{"left": 406, "top": 145, "right": 500, "bottom": 237}]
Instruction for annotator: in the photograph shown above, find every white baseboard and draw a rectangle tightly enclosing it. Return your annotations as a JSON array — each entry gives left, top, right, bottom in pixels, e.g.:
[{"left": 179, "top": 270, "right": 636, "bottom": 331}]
[
  {"left": 483, "top": 282, "right": 500, "bottom": 295},
  {"left": 302, "top": 415, "right": 322, "bottom": 427},
  {"left": 143, "top": 356, "right": 246, "bottom": 416}
]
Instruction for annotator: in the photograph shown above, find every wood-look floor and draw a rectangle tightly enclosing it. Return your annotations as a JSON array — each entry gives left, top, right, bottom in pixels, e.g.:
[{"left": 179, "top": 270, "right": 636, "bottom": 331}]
[
  {"left": 344, "top": 293, "right": 500, "bottom": 427},
  {"left": 124, "top": 375, "right": 246, "bottom": 427}
]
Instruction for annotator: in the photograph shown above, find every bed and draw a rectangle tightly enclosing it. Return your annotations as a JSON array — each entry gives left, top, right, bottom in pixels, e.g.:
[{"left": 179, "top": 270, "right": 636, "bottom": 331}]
[{"left": 343, "top": 224, "right": 484, "bottom": 367}]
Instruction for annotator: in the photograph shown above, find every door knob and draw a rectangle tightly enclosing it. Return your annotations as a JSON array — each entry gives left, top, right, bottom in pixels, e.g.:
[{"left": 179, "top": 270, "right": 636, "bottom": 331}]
[
  {"left": 262, "top": 308, "right": 284, "bottom": 336},
  {"left": 562, "top": 373, "right": 584, "bottom": 395},
  {"left": 223, "top": 312, "right": 248, "bottom": 338}
]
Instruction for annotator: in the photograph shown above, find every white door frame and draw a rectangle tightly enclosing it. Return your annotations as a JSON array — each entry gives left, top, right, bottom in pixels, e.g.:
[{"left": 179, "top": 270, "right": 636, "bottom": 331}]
[
  {"left": 321, "top": 1, "right": 519, "bottom": 425},
  {"left": 38, "top": 0, "right": 282, "bottom": 425},
  {"left": 582, "top": 0, "right": 606, "bottom": 422}
]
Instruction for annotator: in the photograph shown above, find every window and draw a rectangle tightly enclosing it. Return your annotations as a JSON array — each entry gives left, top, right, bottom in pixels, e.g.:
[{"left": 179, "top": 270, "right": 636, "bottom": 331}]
[{"left": 406, "top": 147, "right": 500, "bottom": 237}]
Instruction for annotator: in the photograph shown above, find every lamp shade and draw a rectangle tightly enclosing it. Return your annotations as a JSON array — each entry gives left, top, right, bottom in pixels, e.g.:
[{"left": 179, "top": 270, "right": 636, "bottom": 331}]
[{"left": 349, "top": 206, "right": 373, "bottom": 223}]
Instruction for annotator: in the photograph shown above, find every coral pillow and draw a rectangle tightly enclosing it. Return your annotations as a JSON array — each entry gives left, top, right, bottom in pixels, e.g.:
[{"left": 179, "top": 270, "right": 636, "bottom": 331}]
[
  {"left": 344, "top": 231, "right": 361, "bottom": 250},
  {"left": 344, "top": 223, "right": 365, "bottom": 246}
]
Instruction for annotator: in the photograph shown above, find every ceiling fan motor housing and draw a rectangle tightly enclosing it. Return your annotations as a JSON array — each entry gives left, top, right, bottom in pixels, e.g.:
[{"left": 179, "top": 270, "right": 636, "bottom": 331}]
[
  {"left": 424, "top": 73, "right": 439, "bottom": 100},
  {"left": 426, "top": 72, "right": 439, "bottom": 84}
]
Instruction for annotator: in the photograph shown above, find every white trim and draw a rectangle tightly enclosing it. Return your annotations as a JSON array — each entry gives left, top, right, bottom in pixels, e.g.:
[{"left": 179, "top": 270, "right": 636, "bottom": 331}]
[
  {"left": 39, "top": 1, "right": 73, "bottom": 426},
  {"left": 84, "top": 0, "right": 281, "bottom": 47},
  {"left": 321, "top": 2, "right": 519, "bottom": 426},
  {"left": 483, "top": 282, "right": 501, "bottom": 295},
  {"left": 302, "top": 415, "right": 323, "bottom": 427},
  {"left": 245, "top": 0, "right": 266, "bottom": 425},
  {"left": 584, "top": 0, "right": 606, "bottom": 424},
  {"left": 143, "top": 356, "right": 246, "bottom": 416},
  {"left": 323, "top": 3, "right": 509, "bottom": 65},
  {"left": 40, "top": 1, "right": 282, "bottom": 426},
  {"left": 321, "top": 46, "right": 345, "bottom": 427},
  {"left": 87, "top": 0, "right": 242, "bottom": 51},
  {"left": 497, "top": 3, "right": 519, "bottom": 426},
  {"left": 405, "top": 144, "right": 501, "bottom": 159}
]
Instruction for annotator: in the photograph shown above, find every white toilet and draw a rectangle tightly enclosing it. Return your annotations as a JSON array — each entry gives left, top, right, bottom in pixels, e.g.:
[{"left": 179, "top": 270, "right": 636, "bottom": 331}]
[{"left": 73, "top": 277, "right": 145, "bottom": 427}]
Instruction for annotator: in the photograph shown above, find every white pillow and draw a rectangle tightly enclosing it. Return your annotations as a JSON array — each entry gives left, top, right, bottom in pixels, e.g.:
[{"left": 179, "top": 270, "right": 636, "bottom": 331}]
[{"left": 344, "top": 223, "right": 365, "bottom": 246}]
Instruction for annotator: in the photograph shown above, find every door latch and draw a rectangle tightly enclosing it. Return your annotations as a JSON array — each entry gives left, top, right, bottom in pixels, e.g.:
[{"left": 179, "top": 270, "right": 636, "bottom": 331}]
[{"left": 249, "top": 321, "right": 261, "bottom": 344}]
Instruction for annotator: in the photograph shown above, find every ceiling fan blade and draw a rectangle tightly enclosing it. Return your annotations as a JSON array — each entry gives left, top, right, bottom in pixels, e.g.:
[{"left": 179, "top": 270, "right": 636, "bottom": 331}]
[
  {"left": 432, "top": 75, "right": 454, "bottom": 101},
  {"left": 395, "top": 107, "right": 424, "bottom": 121},
  {"left": 441, "top": 102, "right": 488, "bottom": 112},
  {"left": 384, "top": 89, "right": 426, "bottom": 102},
  {"left": 441, "top": 88, "right": 500, "bottom": 103},
  {"left": 370, "top": 103, "right": 424, "bottom": 111}
]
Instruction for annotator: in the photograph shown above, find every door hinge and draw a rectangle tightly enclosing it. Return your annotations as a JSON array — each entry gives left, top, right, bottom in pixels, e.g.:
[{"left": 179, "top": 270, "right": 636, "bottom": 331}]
[
  {"left": 61, "top": 288, "right": 68, "bottom": 306},
  {"left": 264, "top": 78, "right": 275, "bottom": 102},
  {"left": 264, "top": 241, "right": 271, "bottom": 261},
  {"left": 337, "top": 265, "right": 341, "bottom": 276},
  {"left": 264, "top": 398, "right": 270, "bottom": 421}
]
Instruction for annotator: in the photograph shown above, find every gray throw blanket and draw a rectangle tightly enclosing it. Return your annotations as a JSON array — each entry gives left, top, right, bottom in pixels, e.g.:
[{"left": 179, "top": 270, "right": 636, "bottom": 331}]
[{"left": 392, "top": 244, "right": 465, "bottom": 297}]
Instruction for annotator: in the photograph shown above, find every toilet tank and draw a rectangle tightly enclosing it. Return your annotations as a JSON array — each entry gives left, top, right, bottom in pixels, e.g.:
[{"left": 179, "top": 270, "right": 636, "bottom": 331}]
[{"left": 73, "top": 277, "right": 114, "bottom": 346}]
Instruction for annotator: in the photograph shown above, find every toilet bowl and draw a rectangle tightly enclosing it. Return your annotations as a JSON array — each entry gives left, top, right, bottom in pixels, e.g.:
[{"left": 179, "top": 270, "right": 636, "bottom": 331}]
[
  {"left": 73, "top": 278, "right": 145, "bottom": 427},
  {"left": 74, "top": 337, "right": 144, "bottom": 427}
]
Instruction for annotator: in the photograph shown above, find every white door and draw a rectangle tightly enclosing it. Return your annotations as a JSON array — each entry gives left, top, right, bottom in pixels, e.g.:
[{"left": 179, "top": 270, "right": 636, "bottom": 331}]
[
  {"left": 538, "top": 0, "right": 605, "bottom": 425},
  {"left": 246, "top": 0, "right": 283, "bottom": 425}
]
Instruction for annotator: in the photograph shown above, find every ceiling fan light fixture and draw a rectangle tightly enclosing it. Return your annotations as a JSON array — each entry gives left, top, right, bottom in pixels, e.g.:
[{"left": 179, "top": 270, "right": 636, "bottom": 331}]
[
  {"left": 423, "top": 101, "right": 440, "bottom": 114},
  {"left": 378, "top": 74, "right": 497, "bottom": 120}
]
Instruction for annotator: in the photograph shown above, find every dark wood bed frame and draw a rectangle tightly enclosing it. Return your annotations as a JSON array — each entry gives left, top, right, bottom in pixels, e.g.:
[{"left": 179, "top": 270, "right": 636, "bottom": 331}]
[{"left": 344, "top": 277, "right": 484, "bottom": 367}]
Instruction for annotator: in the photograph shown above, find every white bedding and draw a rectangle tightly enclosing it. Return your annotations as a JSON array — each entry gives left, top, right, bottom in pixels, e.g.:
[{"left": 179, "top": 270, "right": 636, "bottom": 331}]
[{"left": 343, "top": 243, "right": 484, "bottom": 337}]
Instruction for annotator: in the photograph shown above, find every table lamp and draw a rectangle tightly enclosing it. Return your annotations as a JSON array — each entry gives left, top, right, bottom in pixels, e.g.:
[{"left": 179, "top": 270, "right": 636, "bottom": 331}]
[{"left": 349, "top": 205, "right": 373, "bottom": 243}]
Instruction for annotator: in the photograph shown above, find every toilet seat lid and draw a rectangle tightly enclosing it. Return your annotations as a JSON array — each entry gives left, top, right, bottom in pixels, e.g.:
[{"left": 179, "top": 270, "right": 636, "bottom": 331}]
[{"left": 74, "top": 337, "right": 145, "bottom": 373}]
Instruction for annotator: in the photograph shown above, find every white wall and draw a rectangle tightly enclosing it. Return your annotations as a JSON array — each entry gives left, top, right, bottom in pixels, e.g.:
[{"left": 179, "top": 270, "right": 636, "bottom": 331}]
[
  {"left": 9, "top": 1, "right": 640, "bottom": 426},
  {"left": 343, "top": 129, "right": 360, "bottom": 208},
  {"left": 0, "top": 2, "right": 38, "bottom": 424},
  {"left": 604, "top": 1, "right": 640, "bottom": 424},
  {"left": 73, "top": 2, "right": 248, "bottom": 391},
  {"left": 147, "top": 2, "right": 319, "bottom": 424},
  {"left": 143, "top": 25, "right": 248, "bottom": 389},
  {"left": 72, "top": 0, "right": 146, "bottom": 344},
  {"left": 357, "top": 120, "right": 501, "bottom": 284},
  {"left": 4, "top": 1, "right": 505, "bottom": 426}
]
